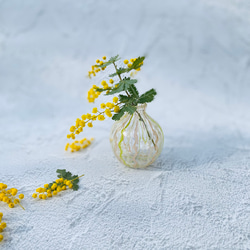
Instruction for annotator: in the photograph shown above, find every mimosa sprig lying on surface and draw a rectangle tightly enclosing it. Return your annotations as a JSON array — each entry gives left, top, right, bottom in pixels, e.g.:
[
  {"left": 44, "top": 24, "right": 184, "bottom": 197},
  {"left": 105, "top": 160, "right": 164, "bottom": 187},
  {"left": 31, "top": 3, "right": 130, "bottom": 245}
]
[
  {"left": 32, "top": 169, "right": 84, "bottom": 200},
  {"left": 0, "top": 183, "right": 25, "bottom": 209},
  {"left": 0, "top": 213, "right": 6, "bottom": 242}
]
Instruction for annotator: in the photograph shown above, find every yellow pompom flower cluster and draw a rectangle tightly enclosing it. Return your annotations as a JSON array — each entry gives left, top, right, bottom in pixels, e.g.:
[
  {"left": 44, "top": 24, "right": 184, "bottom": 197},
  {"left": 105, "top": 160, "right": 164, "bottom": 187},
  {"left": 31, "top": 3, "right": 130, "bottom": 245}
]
[
  {"left": 88, "top": 56, "right": 107, "bottom": 79},
  {"left": 66, "top": 97, "right": 120, "bottom": 149},
  {"left": 65, "top": 138, "right": 94, "bottom": 152},
  {"left": 32, "top": 174, "right": 83, "bottom": 200},
  {"left": 0, "top": 183, "right": 25, "bottom": 210},
  {"left": 0, "top": 213, "right": 6, "bottom": 242},
  {"left": 87, "top": 85, "right": 101, "bottom": 103},
  {"left": 86, "top": 57, "right": 117, "bottom": 103},
  {"left": 87, "top": 79, "right": 116, "bottom": 103}
]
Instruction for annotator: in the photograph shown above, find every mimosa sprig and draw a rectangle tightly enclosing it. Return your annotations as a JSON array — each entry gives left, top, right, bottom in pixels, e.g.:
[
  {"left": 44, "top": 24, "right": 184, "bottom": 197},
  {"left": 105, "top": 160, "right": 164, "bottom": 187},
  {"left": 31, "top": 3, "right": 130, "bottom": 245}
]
[
  {"left": 32, "top": 169, "right": 84, "bottom": 199},
  {"left": 66, "top": 55, "right": 157, "bottom": 151}
]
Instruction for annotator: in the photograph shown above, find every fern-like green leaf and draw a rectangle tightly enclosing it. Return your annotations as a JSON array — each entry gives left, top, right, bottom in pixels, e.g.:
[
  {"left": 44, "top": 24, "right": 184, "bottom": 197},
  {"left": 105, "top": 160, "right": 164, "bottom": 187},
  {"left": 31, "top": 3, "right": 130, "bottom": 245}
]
[
  {"left": 119, "top": 94, "right": 130, "bottom": 103},
  {"left": 95, "top": 88, "right": 111, "bottom": 93},
  {"left": 106, "top": 83, "right": 125, "bottom": 95},
  {"left": 95, "top": 55, "right": 121, "bottom": 68},
  {"left": 112, "top": 107, "right": 126, "bottom": 121},
  {"left": 126, "top": 56, "right": 145, "bottom": 73},
  {"left": 109, "top": 55, "right": 120, "bottom": 63},
  {"left": 123, "top": 105, "right": 137, "bottom": 115},
  {"left": 132, "top": 56, "right": 145, "bottom": 69},
  {"left": 106, "top": 78, "right": 137, "bottom": 95},
  {"left": 109, "top": 67, "right": 127, "bottom": 77},
  {"left": 138, "top": 89, "right": 157, "bottom": 104},
  {"left": 128, "top": 84, "right": 139, "bottom": 98},
  {"left": 121, "top": 78, "right": 137, "bottom": 86}
]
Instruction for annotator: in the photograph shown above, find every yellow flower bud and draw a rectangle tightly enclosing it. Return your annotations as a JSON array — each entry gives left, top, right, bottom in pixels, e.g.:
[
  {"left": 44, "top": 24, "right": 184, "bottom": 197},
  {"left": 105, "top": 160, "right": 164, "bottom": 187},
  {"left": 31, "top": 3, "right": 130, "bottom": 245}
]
[
  {"left": 101, "top": 80, "right": 107, "bottom": 86},
  {"left": 98, "top": 115, "right": 105, "bottom": 121},
  {"left": 70, "top": 126, "right": 75, "bottom": 132},
  {"left": 92, "top": 107, "right": 98, "bottom": 113},
  {"left": 114, "top": 106, "right": 120, "bottom": 113},
  {"left": 19, "top": 194, "right": 24, "bottom": 199},
  {"left": 113, "top": 97, "right": 119, "bottom": 103},
  {"left": 14, "top": 199, "right": 19, "bottom": 204},
  {"left": 105, "top": 109, "right": 112, "bottom": 117},
  {"left": 8, "top": 203, "right": 14, "bottom": 208}
]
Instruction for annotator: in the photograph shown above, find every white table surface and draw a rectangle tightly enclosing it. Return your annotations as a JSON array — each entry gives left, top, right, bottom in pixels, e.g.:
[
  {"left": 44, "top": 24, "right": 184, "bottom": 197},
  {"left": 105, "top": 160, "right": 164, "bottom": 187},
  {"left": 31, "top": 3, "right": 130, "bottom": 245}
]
[{"left": 0, "top": 1, "right": 250, "bottom": 249}]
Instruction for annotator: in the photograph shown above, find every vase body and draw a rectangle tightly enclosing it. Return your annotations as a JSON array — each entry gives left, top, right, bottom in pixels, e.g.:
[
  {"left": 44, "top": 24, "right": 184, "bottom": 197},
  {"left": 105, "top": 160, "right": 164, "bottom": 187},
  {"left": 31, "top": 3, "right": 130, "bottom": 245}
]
[{"left": 110, "top": 104, "right": 164, "bottom": 168}]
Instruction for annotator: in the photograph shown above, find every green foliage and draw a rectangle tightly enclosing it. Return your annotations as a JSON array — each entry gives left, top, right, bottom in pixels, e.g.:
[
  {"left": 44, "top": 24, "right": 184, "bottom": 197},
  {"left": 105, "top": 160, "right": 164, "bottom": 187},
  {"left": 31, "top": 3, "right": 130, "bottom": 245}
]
[
  {"left": 112, "top": 107, "right": 126, "bottom": 121},
  {"left": 112, "top": 105, "right": 137, "bottom": 121},
  {"left": 124, "top": 105, "right": 137, "bottom": 115},
  {"left": 111, "top": 88, "right": 157, "bottom": 121},
  {"left": 56, "top": 169, "right": 81, "bottom": 191},
  {"left": 127, "top": 56, "right": 145, "bottom": 72},
  {"left": 92, "top": 55, "right": 157, "bottom": 121},
  {"left": 109, "top": 67, "right": 127, "bottom": 77},
  {"left": 109, "top": 55, "right": 120, "bottom": 63},
  {"left": 106, "top": 82, "right": 126, "bottom": 95},
  {"left": 128, "top": 84, "right": 139, "bottom": 98},
  {"left": 118, "top": 94, "right": 130, "bottom": 103},
  {"left": 118, "top": 84, "right": 140, "bottom": 107},
  {"left": 138, "top": 89, "right": 157, "bottom": 104},
  {"left": 95, "top": 55, "right": 120, "bottom": 68},
  {"left": 121, "top": 78, "right": 138, "bottom": 86},
  {"left": 95, "top": 88, "right": 111, "bottom": 93},
  {"left": 106, "top": 78, "right": 137, "bottom": 95},
  {"left": 109, "top": 56, "right": 145, "bottom": 76}
]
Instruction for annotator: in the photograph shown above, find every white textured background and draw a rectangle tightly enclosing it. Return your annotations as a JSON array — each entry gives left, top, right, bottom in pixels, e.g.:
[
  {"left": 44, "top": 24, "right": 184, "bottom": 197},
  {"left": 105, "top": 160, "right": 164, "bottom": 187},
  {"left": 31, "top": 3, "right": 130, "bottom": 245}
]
[{"left": 0, "top": 0, "right": 250, "bottom": 249}]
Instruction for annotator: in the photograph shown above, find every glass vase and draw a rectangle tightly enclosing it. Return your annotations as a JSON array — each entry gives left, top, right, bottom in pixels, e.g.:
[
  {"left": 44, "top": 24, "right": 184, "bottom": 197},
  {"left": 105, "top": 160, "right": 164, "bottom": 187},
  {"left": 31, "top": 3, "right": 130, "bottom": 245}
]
[{"left": 110, "top": 104, "right": 164, "bottom": 168}]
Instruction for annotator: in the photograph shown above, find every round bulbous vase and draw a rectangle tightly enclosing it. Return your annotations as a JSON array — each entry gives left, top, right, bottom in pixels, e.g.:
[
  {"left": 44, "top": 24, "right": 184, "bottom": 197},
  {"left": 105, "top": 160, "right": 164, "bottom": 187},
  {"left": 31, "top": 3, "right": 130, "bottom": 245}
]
[{"left": 110, "top": 104, "right": 164, "bottom": 168}]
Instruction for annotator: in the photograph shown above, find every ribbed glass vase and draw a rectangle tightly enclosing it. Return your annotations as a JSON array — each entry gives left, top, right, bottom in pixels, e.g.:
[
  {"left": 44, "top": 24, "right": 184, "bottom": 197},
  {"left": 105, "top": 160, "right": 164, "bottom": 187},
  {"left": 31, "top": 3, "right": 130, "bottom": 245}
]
[{"left": 110, "top": 104, "right": 164, "bottom": 168}]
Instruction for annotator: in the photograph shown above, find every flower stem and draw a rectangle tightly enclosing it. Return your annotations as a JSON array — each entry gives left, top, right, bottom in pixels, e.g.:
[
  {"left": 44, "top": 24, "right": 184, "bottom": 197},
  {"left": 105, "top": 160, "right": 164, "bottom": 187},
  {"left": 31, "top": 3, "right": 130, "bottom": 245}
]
[
  {"left": 136, "top": 110, "right": 156, "bottom": 149},
  {"left": 71, "top": 174, "right": 85, "bottom": 182},
  {"left": 112, "top": 62, "right": 131, "bottom": 97},
  {"left": 18, "top": 202, "right": 25, "bottom": 210},
  {"left": 113, "top": 62, "right": 122, "bottom": 81}
]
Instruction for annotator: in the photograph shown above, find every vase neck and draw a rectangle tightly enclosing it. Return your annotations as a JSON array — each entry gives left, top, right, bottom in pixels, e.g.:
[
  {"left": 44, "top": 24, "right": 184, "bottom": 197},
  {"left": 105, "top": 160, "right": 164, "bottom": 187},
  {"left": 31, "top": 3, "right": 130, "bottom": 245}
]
[{"left": 136, "top": 103, "right": 147, "bottom": 113}]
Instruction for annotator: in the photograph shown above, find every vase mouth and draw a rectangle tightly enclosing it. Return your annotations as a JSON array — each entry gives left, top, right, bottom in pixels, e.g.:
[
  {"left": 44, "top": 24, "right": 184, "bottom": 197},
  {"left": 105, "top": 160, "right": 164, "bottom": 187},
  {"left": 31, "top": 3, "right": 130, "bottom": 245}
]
[{"left": 136, "top": 103, "right": 147, "bottom": 111}]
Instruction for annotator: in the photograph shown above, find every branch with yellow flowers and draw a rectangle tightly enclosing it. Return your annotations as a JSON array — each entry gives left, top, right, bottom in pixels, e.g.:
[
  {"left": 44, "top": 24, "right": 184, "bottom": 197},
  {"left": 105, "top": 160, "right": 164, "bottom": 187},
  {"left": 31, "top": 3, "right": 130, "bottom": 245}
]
[{"left": 66, "top": 55, "right": 157, "bottom": 152}]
